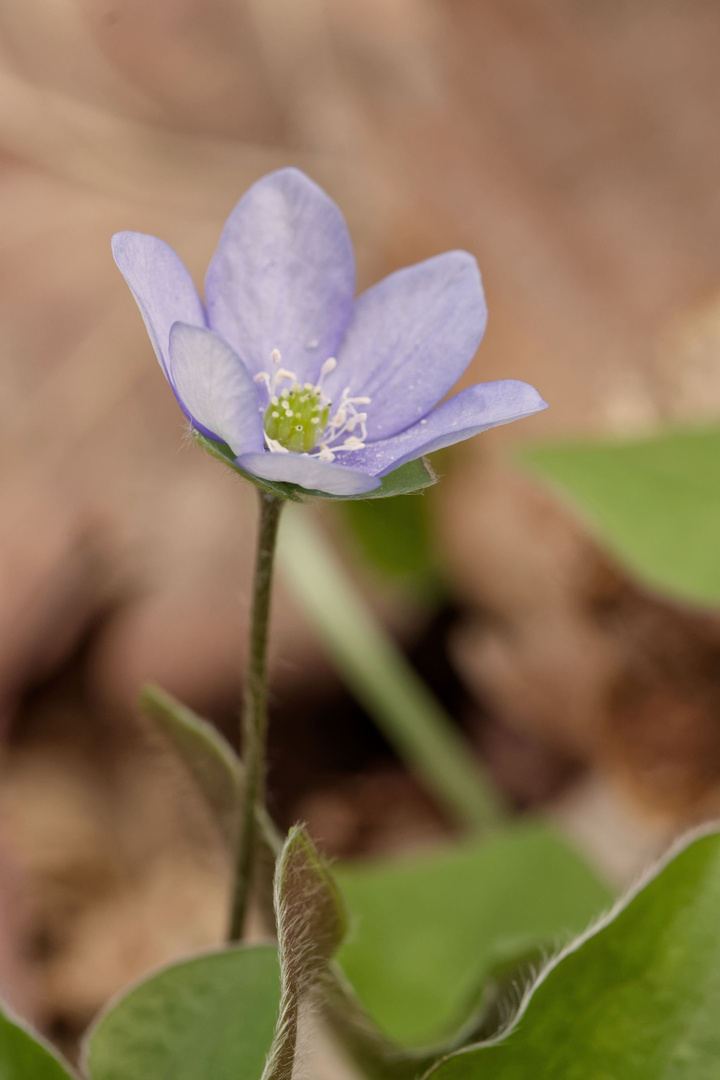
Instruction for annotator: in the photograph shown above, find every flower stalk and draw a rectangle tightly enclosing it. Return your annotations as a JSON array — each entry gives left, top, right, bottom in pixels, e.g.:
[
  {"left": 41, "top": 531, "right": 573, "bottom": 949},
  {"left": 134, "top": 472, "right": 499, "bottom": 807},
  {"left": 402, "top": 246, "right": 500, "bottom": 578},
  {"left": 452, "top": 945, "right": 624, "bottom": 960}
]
[{"left": 229, "top": 490, "right": 284, "bottom": 941}]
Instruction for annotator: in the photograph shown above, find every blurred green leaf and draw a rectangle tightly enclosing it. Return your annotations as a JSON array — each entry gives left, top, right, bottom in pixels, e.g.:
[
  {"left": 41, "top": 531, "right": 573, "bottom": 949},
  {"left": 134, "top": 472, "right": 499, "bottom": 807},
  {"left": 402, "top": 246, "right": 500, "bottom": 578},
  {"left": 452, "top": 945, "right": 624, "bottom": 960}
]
[
  {"left": 521, "top": 425, "right": 720, "bottom": 606},
  {"left": 341, "top": 490, "right": 439, "bottom": 592},
  {"left": 139, "top": 684, "right": 242, "bottom": 850},
  {"left": 279, "top": 509, "right": 505, "bottom": 832},
  {"left": 83, "top": 946, "right": 280, "bottom": 1080},
  {"left": 335, "top": 822, "right": 611, "bottom": 1048},
  {"left": 426, "top": 828, "right": 720, "bottom": 1080},
  {"left": 0, "top": 1002, "right": 76, "bottom": 1078},
  {"left": 138, "top": 684, "right": 282, "bottom": 868}
]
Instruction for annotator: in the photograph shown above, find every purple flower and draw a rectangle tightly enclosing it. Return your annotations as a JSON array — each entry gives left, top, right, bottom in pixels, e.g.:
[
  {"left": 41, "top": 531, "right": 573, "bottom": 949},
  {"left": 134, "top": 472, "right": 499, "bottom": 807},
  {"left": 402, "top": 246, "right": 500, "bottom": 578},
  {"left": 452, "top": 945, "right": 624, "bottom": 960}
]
[{"left": 112, "top": 168, "right": 546, "bottom": 498}]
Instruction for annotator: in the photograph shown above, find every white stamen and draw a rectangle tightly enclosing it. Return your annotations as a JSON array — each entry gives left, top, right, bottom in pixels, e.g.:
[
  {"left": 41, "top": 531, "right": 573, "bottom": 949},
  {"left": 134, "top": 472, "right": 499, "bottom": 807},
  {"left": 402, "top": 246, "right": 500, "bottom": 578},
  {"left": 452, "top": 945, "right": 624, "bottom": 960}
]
[
  {"left": 265, "top": 436, "right": 289, "bottom": 453},
  {"left": 345, "top": 412, "right": 367, "bottom": 431},
  {"left": 255, "top": 352, "right": 373, "bottom": 462}
]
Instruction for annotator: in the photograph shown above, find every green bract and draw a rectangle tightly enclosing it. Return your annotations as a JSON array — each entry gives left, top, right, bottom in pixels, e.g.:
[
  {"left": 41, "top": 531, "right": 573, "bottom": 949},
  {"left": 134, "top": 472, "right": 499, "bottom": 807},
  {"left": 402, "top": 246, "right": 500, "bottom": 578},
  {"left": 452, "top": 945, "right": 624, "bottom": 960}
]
[{"left": 193, "top": 432, "right": 439, "bottom": 501}]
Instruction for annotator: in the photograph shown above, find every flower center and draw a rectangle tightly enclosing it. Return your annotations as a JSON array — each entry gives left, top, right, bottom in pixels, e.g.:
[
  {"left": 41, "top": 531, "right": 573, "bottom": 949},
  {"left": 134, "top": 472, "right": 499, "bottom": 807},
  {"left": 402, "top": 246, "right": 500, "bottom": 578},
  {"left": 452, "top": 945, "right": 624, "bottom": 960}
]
[
  {"left": 263, "top": 385, "right": 330, "bottom": 454},
  {"left": 254, "top": 350, "right": 370, "bottom": 463}
]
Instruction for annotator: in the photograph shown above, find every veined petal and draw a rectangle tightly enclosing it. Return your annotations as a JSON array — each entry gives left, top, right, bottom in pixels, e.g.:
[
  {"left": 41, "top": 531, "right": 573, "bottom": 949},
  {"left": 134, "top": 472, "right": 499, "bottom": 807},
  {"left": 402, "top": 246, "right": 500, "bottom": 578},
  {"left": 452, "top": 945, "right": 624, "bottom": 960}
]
[
  {"left": 238, "top": 451, "right": 380, "bottom": 496},
  {"left": 205, "top": 168, "right": 356, "bottom": 385},
  {"left": 112, "top": 232, "right": 206, "bottom": 386},
  {"left": 325, "top": 251, "right": 487, "bottom": 441},
  {"left": 341, "top": 380, "right": 547, "bottom": 475},
  {"left": 169, "top": 324, "right": 265, "bottom": 456}
]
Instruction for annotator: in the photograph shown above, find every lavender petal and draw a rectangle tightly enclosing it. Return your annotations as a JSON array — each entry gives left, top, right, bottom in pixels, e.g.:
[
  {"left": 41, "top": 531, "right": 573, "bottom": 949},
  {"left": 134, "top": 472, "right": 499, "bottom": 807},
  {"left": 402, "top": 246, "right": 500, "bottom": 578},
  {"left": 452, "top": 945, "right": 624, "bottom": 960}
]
[
  {"left": 238, "top": 451, "right": 381, "bottom": 496},
  {"left": 169, "top": 324, "right": 265, "bottom": 455},
  {"left": 205, "top": 168, "right": 356, "bottom": 386},
  {"left": 112, "top": 232, "right": 206, "bottom": 387},
  {"left": 341, "top": 380, "right": 547, "bottom": 475},
  {"left": 324, "top": 251, "right": 487, "bottom": 441}
]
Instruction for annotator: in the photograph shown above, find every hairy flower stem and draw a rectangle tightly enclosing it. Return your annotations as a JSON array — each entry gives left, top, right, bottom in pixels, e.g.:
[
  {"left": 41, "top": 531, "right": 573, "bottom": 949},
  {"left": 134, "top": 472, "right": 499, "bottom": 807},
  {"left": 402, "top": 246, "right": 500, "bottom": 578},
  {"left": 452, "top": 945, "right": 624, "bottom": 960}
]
[{"left": 229, "top": 490, "right": 284, "bottom": 942}]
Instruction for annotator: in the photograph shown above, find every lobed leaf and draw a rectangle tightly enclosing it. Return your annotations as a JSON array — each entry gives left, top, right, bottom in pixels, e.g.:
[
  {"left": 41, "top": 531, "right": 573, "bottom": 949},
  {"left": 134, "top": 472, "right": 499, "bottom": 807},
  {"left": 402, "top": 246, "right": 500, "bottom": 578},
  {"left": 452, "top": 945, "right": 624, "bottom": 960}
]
[
  {"left": 83, "top": 945, "right": 280, "bottom": 1080},
  {"left": 426, "top": 828, "right": 720, "bottom": 1080},
  {"left": 335, "top": 823, "right": 611, "bottom": 1048},
  {"left": 0, "top": 1001, "right": 76, "bottom": 1079}
]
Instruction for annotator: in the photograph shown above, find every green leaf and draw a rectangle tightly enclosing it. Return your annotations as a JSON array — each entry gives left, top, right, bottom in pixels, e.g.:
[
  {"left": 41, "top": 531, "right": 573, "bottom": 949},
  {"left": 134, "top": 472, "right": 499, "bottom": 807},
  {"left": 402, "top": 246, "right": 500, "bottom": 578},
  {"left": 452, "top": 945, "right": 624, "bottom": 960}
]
[
  {"left": 83, "top": 945, "right": 280, "bottom": 1080},
  {"left": 0, "top": 1001, "right": 76, "bottom": 1079},
  {"left": 426, "top": 828, "right": 720, "bottom": 1080},
  {"left": 262, "top": 826, "right": 347, "bottom": 1080},
  {"left": 192, "top": 431, "right": 437, "bottom": 502},
  {"left": 521, "top": 424, "right": 720, "bottom": 606},
  {"left": 139, "top": 684, "right": 242, "bottom": 850},
  {"left": 334, "top": 822, "right": 612, "bottom": 1048}
]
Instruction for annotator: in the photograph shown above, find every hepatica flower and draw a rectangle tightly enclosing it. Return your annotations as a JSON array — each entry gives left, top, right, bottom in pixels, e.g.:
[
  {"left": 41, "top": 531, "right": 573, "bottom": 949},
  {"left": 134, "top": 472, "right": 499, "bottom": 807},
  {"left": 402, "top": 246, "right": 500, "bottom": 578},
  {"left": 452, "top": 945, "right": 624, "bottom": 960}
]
[{"left": 113, "top": 168, "right": 546, "bottom": 498}]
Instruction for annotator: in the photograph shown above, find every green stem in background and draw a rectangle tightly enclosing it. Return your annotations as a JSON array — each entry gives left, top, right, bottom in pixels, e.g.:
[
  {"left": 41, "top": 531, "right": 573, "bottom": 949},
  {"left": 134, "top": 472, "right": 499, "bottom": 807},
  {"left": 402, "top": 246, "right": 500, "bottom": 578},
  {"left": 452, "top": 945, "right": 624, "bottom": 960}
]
[
  {"left": 229, "top": 490, "right": 284, "bottom": 942},
  {"left": 279, "top": 508, "right": 506, "bottom": 835}
]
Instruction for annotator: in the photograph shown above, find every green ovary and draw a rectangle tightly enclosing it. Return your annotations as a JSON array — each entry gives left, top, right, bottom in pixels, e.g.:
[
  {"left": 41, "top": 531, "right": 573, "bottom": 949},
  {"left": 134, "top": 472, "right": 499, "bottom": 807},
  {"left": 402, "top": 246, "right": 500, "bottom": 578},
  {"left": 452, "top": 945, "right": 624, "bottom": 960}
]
[{"left": 264, "top": 385, "right": 330, "bottom": 453}]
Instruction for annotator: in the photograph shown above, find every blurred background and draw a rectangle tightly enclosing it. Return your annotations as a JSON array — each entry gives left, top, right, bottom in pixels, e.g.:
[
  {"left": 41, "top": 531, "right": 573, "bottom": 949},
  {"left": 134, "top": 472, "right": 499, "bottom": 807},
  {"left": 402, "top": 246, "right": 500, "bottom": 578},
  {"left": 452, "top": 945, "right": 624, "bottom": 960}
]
[{"left": 2, "top": 0, "right": 720, "bottom": 1057}]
